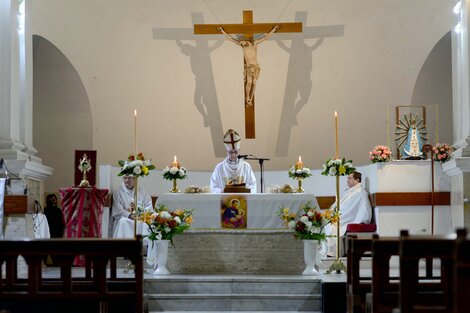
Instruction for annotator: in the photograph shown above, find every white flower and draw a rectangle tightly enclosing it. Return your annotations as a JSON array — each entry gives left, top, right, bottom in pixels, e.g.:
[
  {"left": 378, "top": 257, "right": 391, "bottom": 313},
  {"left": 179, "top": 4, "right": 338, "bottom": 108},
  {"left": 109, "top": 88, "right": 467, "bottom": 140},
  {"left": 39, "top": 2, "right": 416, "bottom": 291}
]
[
  {"left": 178, "top": 169, "right": 185, "bottom": 177},
  {"left": 160, "top": 211, "right": 171, "bottom": 219},
  {"left": 328, "top": 160, "right": 334, "bottom": 166},
  {"left": 322, "top": 164, "right": 327, "bottom": 171},
  {"left": 334, "top": 159, "right": 342, "bottom": 165},
  {"left": 287, "top": 220, "right": 296, "bottom": 229},
  {"left": 345, "top": 162, "right": 352, "bottom": 168},
  {"left": 131, "top": 160, "right": 143, "bottom": 167},
  {"left": 164, "top": 227, "right": 171, "bottom": 233},
  {"left": 300, "top": 216, "right": 309, "bottom": 224},
  {"left": 174, "top": 216, "right": 181, "bottom": 224},
  {"left": 123, "top": 161, "right": 131, "bottom": 169},
  {"left": 154, "top": 231, "right": 162, "bottom": 240},
  {"left": 143, "top": 160, "right": 150, "bottom": 166},
  {"left": 302, "top": 168, "right": 310, "bottom": 174},
  {"left": 163, "top": 166, "right": 169, "bottom": 173},
  {"left": 180, "top": 167, "right": 187, "bottom": 172},
  {"left": 170, "top": 167, "right": 179, "bottom": 174},
  {"left": 329, "top": 167, "right": 337, "bottom": 175},
  {"left": 305, "top": 221, "right": 313, "bottom": 228},
  {"left": 133, "top": 166, "right": 142, "bottom": 175}
]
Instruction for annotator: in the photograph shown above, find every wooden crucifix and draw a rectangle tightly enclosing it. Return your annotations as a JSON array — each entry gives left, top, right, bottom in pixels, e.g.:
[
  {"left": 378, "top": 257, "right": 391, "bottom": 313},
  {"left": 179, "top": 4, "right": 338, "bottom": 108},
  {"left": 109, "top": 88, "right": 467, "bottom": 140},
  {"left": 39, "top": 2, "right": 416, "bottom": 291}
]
[{"left": 194, "top": 10, "right": 302, "bottom": 139}]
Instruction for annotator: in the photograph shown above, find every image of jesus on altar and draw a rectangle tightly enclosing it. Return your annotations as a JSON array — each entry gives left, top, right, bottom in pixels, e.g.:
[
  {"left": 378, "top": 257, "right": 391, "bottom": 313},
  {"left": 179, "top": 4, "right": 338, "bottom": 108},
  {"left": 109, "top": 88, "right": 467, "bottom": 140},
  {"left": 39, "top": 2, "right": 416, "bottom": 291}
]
[{"left": 221, "top": 196, "right": 247, "bottom": 229}]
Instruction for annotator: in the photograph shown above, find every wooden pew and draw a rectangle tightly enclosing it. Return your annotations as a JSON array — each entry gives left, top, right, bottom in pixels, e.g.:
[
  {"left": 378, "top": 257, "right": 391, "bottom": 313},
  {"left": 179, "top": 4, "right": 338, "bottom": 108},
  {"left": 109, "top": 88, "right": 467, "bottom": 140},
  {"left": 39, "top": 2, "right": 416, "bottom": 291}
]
[
  {"left": 453, "top": 228, "right": 469, "bottom": 313},
  {"left": 0, "top": 237, "right": 144, "bottom": 313},
  {"left": 371, "top": 236, "right": 399, "bottom": 313},
  {"left": 399, "top": 230, "right": 455, "bottom": 313},
  {"left": 347, "top": 235, "right": 373, "bottom": 313}
]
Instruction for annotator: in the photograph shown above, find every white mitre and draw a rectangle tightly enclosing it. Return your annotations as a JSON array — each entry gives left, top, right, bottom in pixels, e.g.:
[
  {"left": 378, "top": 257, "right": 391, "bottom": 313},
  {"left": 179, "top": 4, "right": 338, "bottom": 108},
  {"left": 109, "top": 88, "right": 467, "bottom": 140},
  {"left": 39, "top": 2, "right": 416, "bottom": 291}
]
[{"left": 223, "top": 129, "right": 241, "bottom": 151}]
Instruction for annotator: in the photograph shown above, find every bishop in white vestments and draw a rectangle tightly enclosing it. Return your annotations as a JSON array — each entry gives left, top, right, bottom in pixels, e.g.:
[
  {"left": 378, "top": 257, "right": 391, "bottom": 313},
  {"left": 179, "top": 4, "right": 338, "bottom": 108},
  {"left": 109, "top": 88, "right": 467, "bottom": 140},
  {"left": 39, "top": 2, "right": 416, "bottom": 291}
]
[
  {"left": 210, "top": 129, "right": 257, "bottom": 193},
  {"left": 325, "top": 171, "right": 372, "bottom": 255},
  {"left": 111, "top": 176, "right": 152, "bottom": 238}
]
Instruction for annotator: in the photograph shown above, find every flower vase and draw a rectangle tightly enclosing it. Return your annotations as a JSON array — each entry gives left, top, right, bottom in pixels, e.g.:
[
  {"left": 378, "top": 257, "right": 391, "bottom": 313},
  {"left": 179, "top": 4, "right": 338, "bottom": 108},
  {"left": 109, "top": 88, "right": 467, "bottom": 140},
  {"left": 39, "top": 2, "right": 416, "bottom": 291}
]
[
  {"left": 170, "top": 179, "right": 180, "bottom": 193},
  {"left": 296, "top": 178, "right": 304, "bottom": 193},
  {"left": 302, "top": 240, "right": 319, "bottom": 275},
  {"left": 153, "top": 240, "right": 171, "bottom": 275}
]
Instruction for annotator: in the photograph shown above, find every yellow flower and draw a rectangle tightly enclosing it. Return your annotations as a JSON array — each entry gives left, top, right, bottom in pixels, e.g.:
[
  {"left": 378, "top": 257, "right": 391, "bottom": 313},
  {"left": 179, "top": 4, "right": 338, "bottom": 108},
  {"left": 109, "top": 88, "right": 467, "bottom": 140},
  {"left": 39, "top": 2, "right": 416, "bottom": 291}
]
[
  {"left": 289, "top": 213, "right": 297, "bottom": 219},
  {"left": 142, "top": 166, "right": 149, "bottom": 175},
  {"left": 323, "top": 210, "right": 332, "bottom": 219},
  {"left": 330, "top": 216, "right": 339, "bottom": 225},
  {"left": 338, "top": 165, "right": 346, "bottom": 175},
  {"left": 175, "top": 209, "right": 184, "bottom": 216},
  {"left": 185, "top": 216, "right": 193, "bottom": 224}
]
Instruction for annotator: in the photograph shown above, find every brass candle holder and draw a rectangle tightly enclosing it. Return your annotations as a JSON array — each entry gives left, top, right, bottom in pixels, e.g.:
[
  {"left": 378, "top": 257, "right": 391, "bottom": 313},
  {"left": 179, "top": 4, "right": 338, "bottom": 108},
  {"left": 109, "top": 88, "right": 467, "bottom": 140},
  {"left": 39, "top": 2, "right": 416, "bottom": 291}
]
[{"left": 78, "top": 154, "right": 92, "bottom": 187}]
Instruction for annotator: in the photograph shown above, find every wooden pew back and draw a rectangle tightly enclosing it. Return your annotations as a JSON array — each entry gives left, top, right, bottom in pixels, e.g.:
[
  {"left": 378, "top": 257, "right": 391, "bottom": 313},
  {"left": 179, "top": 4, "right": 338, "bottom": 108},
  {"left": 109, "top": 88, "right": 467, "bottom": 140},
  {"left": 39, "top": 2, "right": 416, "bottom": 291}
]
[
  {"left": 347, "top": 235, "right": 373, "bottom": 313},
  {"left": 0, "top": 237, "right": 144, "bottom": 313},
  {"left": 399, "top": 231, "right": 455, "bottom": 313}
]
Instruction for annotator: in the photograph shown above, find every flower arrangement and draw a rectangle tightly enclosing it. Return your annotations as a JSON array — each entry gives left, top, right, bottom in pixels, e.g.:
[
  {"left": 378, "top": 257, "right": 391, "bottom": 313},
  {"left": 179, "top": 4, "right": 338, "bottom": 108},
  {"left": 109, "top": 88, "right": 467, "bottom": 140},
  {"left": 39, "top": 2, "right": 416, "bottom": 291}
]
[
  {"left": 369, "top": 145, "right": 393, "bottom": 163},
  {"left": 144, "top": 204, "right": 193, "bottom": 243},
  {"left": 321, "top": 158, "right": 356, "bottom": 177},
  {"left": 118, "top": 153, "right": 155, "bottom": 177},
  {"left": 288, "top": 166, "right": 312, "bottom": 180},
  {"left": 433, "top": 143, "right": 453, "bottom": 163},
  {"left": 162, "top": 166, "right": 187, "bottom": 180},
  {"left": 278, "top": 201, "right": 338, "bottom": 241}
]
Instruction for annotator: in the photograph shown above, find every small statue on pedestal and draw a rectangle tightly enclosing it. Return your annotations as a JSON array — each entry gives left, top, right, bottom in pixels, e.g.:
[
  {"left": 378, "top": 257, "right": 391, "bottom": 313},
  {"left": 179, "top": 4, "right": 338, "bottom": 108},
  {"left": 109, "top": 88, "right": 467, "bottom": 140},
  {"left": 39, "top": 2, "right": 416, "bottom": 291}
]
[
  {"left": 395, "top": 113, "right": 428, "bottom": 160},
  {"left": 78, "top": 154, "right": 92, "bottom": 187}
]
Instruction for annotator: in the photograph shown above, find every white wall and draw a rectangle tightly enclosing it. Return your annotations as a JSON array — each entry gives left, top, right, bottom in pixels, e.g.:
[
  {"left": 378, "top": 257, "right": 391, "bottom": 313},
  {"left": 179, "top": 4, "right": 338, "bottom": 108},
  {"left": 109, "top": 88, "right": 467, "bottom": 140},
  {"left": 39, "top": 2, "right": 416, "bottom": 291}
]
[{"left": 31, "top": 0, "right": 457, "bottom": 192}]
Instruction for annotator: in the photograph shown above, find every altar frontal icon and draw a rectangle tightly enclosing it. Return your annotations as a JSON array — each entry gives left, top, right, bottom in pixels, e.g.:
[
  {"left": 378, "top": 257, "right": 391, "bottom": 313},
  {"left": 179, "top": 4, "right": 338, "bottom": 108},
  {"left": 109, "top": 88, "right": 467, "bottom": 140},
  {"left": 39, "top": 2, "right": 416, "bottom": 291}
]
[{"left": 221, "top": 196, "right": 247, "bottom": 229}]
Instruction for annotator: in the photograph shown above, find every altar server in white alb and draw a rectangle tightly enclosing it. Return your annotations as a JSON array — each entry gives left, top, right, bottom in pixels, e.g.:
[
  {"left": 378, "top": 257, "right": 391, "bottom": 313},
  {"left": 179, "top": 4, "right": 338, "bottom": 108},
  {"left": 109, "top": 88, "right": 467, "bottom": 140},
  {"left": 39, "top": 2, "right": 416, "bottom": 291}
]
[
  {"left": 325, "top": 171, "right": 372, "bottom": 255},
  {"left": 111, "top": 175, "right": 153, "bottom": 238},
  {"left": 210, "top": 129, "right": 257, "bottom": 193}
]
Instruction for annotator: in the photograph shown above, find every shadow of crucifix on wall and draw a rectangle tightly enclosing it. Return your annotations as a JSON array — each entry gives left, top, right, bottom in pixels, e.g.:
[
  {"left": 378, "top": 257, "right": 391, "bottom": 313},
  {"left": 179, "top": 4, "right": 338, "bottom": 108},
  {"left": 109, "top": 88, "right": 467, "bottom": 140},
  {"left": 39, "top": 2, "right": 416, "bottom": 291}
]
[
  {"left": 152, "top": 12, "right": 226, "bottom": 158},
  {"left": 274, "top": 11, "right": 344, "bottom": 156}
]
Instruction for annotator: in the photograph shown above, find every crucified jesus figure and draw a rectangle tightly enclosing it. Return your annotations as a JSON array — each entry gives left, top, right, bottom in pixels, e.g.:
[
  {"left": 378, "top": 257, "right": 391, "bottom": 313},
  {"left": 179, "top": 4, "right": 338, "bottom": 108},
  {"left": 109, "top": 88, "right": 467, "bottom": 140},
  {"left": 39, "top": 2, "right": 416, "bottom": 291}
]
[{"left": 217, "top": 25, "right": 280, "bottom": 106}]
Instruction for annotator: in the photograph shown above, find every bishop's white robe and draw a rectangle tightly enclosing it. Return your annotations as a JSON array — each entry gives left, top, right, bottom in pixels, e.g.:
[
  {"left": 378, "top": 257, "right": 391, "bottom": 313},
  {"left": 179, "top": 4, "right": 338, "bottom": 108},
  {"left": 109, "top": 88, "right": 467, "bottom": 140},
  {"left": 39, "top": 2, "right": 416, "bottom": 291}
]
[
  {"left": 111, "top": 183, "right": 152, "bottom": 238},
  {"left": 210, "top": 157, "right": 257, "bottom": 193},
  {"left": 325, "top": 183, "right": 372, "bottom": 255}
]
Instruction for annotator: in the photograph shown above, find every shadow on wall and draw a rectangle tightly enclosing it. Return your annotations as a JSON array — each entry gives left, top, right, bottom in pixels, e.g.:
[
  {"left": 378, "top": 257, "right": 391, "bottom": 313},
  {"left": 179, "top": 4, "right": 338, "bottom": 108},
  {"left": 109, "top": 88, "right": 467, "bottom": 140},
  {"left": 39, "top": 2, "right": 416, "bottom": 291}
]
[
  {"left": 274, "top": 11, "right": 344, "bottom": 156},
  {"left": 153, "top": 12, "right": 226, "bottom": 158},
  {"left": 411, "top": 31, "right": 453, "bottom": 145},
  {"left": 33, "top": 35, "right": 92, "bottom": 193}
]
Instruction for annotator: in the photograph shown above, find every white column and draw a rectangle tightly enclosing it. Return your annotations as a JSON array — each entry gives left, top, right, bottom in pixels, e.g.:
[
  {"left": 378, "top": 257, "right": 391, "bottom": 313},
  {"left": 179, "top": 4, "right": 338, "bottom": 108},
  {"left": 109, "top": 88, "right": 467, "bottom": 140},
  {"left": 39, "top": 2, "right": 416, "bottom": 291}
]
[
  {"left": 0, "top": 0, "right": 25, "bottom": 157},
  {"left": 444, "top": 1, "right": 470, "bottom": 230},
  {"left": 0, "top": 0, "right": 52, "bottom": 188}
]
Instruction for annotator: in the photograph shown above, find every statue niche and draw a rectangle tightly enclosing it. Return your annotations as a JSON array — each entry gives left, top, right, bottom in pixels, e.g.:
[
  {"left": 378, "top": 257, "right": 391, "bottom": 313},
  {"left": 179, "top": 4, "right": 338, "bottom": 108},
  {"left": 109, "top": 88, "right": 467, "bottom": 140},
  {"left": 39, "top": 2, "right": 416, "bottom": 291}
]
[{"left": 395, "top": 113, "right": 428, "bottom": 160}]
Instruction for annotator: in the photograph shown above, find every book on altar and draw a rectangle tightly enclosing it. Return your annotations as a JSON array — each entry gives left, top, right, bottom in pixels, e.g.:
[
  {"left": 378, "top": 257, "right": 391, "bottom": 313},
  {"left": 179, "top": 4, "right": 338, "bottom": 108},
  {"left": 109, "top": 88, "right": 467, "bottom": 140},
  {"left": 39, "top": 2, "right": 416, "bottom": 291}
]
[{"left": 223, "top": 183, "right": 250, "bottom": 193}]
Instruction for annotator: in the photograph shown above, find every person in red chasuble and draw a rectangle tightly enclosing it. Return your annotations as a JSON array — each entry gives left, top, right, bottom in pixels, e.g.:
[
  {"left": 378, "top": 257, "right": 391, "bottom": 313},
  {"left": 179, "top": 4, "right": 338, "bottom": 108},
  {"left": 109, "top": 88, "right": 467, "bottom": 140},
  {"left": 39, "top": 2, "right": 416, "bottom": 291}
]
[
  {"left": 210, "top": 129, "right": 256, "bottom": 193},
  {"left": 111, "top": 175, "right": 152, "bottom": 238}
]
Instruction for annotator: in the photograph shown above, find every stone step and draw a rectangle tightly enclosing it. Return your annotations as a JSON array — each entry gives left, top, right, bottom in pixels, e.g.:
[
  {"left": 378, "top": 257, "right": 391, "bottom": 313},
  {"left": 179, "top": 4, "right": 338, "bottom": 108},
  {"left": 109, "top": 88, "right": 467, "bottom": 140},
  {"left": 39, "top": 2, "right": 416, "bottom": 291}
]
[
  {"left": 145, "top": 275, "right": 323, "bottom": 312},
  {"left": 150, "top": 311, "right": 322, "bottom": 313},
  {"left": 147, "top": 294, "right": 322, "bottom": 312},
  {"left": 145, "top": 275, "right": 322, "bottom": 295}
]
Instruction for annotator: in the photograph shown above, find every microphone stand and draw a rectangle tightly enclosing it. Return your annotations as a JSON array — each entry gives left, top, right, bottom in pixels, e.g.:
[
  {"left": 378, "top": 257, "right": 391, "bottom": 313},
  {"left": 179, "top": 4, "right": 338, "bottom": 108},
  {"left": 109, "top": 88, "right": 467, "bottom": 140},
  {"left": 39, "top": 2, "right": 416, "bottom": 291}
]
[{"left": 243, "top": 155, "right": 270, "bottom": 193}]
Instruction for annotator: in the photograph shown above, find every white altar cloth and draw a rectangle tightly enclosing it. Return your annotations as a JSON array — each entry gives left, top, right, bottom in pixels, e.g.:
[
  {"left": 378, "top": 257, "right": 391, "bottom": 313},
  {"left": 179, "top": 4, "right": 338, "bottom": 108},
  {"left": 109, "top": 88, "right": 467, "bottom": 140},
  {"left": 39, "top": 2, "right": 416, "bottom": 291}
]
[{"left": 156, "top": 193, "right": 319, "bottom": 229}]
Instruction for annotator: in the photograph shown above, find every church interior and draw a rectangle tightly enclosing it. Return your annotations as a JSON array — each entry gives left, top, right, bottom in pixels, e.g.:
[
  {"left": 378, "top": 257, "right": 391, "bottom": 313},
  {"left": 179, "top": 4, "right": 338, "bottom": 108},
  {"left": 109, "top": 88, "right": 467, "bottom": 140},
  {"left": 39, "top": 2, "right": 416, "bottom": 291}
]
[{"left": 1, "top": 0, "right": 470, "bottom": 312}]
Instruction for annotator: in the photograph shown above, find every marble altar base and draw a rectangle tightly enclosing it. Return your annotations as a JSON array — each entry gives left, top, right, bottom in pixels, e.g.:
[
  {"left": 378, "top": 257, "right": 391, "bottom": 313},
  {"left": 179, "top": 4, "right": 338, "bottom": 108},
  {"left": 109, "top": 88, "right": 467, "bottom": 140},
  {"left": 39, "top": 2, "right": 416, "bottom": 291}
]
[{"left": 166, "top": 230, "right": 311, "bottom": 275}]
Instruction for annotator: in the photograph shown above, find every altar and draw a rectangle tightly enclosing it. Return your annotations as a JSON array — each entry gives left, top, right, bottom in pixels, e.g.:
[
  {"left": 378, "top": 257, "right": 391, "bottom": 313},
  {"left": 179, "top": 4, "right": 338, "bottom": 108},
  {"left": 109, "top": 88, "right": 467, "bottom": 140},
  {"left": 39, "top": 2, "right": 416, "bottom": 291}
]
[{"left": 156, "top": 193, "right": 318, "bottom": 229}]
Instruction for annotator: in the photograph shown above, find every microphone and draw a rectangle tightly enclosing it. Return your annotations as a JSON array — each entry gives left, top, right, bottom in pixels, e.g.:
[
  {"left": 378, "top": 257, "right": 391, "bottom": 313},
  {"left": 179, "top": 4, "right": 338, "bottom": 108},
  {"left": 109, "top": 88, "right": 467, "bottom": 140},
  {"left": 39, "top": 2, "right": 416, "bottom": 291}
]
[{"left": 237, "top": 155, "right": 249, "bottom": 159}]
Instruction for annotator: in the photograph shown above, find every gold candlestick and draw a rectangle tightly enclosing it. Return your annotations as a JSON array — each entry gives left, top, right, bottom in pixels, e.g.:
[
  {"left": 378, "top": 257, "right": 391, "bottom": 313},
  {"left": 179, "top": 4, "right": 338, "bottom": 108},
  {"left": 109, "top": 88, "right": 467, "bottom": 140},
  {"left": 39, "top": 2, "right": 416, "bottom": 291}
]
[
  {"left": 133, "top": 176, "right": 138, "bottom": 238},
  {"left": 134, "top": 110, "right": 138, "bottom": 155},
  {"left": 334, "top": 111, "right": 339, "bottom": 159}
]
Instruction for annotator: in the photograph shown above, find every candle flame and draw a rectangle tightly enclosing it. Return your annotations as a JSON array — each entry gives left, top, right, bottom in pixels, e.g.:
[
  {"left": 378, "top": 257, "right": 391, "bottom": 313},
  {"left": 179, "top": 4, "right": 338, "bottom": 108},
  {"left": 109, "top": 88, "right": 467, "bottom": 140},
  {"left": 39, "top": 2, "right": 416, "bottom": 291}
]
[
  {"left": 174, "top": 155, "right": 177, "bottom": 162},
  {"left": 134, "top": 109, "right": 137, "bottom": 117},
  {"left": 298, "top": 155, "right": 302, "bottom": 162},
  {"left": 334, "top": 111, "right": 338, "bottom": 117}
]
